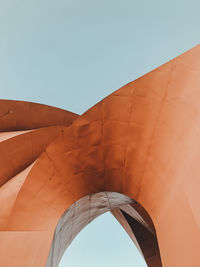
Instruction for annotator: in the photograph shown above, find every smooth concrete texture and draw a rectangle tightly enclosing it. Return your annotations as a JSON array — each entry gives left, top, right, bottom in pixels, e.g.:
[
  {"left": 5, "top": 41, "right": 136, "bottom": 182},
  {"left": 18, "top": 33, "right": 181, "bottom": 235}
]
[{"left": 1, "top": 45, "right": 200, "bottom": 266}]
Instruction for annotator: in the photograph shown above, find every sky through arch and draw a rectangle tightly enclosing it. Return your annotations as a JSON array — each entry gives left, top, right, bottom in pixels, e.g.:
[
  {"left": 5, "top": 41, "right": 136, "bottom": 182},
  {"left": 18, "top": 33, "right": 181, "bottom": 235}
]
[{"left": 59, "top": 212, "right": 147, "bottom": 267}]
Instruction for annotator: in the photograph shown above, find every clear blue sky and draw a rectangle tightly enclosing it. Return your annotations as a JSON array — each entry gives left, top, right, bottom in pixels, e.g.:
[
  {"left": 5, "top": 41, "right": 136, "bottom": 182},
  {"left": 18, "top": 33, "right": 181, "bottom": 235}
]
[{"left": 0, "top": 0, "right": 200, "bottom": 266}]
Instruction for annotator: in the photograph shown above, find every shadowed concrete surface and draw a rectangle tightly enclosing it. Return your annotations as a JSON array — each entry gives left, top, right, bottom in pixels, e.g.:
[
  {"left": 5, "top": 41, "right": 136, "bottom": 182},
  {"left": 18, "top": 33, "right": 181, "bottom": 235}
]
[{"left": 1, "top": 45, "right": 200, "bottom": 266}]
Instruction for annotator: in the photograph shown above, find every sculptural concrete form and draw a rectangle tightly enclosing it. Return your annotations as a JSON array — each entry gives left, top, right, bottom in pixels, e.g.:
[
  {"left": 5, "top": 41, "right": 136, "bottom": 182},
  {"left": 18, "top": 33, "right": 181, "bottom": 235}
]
[{"left": 0, "top": 45, "right": 200, "bottom": 267}]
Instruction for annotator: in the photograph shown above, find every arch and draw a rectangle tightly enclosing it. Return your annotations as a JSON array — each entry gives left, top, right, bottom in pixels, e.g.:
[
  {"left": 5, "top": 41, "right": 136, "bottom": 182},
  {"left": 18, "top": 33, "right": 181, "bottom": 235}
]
[
  {"left": 0, "top": 45, "right": 200, "bottom": 267},
  {"left": 46, "top": 192, "right": 161, "bottom": 267}
]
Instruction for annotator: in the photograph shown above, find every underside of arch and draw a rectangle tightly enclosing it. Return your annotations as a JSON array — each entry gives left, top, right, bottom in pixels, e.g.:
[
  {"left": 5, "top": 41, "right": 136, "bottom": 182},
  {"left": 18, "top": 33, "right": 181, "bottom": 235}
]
[{"left": 46, "top": 192, "right": 162, "bottom": 267}]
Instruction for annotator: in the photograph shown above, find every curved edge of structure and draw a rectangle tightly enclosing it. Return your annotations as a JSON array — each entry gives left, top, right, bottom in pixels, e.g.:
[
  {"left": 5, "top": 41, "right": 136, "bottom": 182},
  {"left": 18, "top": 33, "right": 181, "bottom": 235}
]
[{"left": 0, "top": 99, "right": 78, "bottom": 131}]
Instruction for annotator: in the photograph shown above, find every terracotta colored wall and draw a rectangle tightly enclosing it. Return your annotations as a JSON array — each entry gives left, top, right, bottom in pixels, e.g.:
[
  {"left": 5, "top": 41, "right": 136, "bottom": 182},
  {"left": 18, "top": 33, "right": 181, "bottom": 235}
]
[{"left": 1, "top": 45, "right": 200, "bottom": 267}]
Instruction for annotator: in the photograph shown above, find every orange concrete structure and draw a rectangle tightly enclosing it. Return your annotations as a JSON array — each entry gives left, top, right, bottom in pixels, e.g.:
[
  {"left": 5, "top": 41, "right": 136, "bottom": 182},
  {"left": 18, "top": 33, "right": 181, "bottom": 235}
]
[{"left": 0, "top": 45, "right": 200, "bottom": 267}]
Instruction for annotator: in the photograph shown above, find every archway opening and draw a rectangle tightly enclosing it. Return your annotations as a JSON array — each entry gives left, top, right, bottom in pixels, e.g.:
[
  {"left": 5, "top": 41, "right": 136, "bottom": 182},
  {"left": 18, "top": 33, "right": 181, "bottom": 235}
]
[
  {"left": 46, "top": 192, "right": 162, "bottom": 267},
  {"left": 59, "top": 211, "right": 147, "bottom": 267}
]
